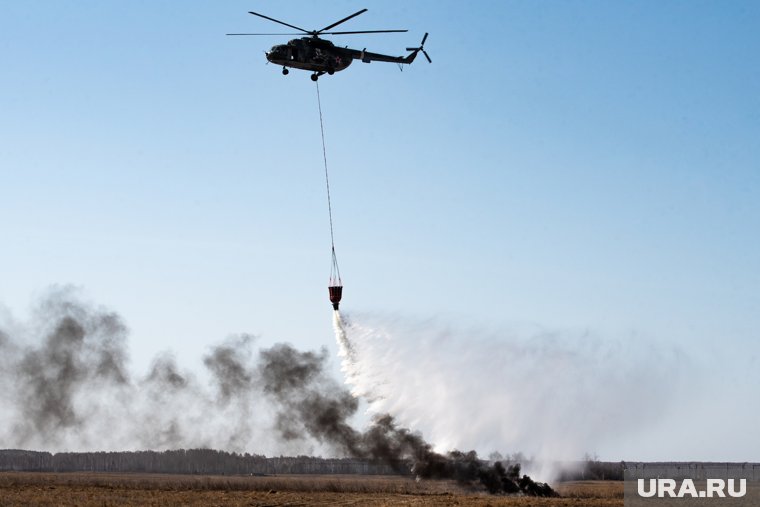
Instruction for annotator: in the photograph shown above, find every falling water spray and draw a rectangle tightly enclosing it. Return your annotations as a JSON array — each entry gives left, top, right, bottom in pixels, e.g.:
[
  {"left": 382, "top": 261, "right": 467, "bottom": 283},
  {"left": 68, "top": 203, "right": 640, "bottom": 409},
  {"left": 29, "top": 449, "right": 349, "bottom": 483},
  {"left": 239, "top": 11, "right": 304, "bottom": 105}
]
[{"left": 331, "top": 310, "right": 558, "bottom": 495}]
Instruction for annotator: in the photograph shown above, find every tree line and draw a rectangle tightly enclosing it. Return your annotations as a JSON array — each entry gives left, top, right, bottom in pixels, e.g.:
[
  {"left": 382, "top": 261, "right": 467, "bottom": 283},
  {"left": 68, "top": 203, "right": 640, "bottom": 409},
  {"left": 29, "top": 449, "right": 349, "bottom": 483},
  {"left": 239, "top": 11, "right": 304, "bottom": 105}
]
[
  {"left": 0, "top": 449, "right": 642, "bottom": 479},
  {"left": 0, "top": 449, "right": 403, "bottom": 476}
]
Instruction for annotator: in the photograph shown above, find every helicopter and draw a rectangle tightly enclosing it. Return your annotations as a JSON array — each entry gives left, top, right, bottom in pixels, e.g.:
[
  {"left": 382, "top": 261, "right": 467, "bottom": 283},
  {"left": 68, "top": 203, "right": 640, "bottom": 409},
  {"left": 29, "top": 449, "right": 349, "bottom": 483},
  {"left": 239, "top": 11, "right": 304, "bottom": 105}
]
[{"left": 227, "top": 9, "right": 430, "bottom": 81}]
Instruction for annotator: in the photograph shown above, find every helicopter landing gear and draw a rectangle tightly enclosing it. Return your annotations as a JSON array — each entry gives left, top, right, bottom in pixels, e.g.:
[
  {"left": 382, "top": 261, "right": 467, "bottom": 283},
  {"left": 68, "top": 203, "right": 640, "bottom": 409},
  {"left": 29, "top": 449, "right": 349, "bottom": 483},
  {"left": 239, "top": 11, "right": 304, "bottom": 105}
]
[
  {"left": 282, "top": 67, "right": 289, "bottom": 75},
  {"left": 327, "top": 67, "right": 335, "bottom": 76},
  {"left": 311, "top": 73, "right": 318, "bottom": 81}
]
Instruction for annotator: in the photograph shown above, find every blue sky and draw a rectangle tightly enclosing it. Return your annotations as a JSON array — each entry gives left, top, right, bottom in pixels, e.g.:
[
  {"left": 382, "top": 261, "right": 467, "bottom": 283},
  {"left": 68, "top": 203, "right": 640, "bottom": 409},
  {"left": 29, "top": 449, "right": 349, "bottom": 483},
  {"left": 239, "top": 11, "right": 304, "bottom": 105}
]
[{"left": 1, "top": 1, "right": 759, "bottom": 460}]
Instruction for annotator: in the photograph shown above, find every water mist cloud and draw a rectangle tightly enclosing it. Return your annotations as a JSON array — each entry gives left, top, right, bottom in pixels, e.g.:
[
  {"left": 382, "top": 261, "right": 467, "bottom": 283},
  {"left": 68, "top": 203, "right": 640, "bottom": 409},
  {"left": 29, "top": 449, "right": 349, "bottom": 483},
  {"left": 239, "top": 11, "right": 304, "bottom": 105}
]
[{"left": 334, "top": 311, "right": 685, "bottom": 462}]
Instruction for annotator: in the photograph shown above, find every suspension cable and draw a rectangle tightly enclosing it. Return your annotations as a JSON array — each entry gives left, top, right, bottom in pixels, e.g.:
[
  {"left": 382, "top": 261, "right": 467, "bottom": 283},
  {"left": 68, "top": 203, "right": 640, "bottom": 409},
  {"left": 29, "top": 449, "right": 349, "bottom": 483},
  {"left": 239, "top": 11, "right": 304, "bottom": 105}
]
[{"left": 316, "top": 81, "right": 341, "bottom": 284}]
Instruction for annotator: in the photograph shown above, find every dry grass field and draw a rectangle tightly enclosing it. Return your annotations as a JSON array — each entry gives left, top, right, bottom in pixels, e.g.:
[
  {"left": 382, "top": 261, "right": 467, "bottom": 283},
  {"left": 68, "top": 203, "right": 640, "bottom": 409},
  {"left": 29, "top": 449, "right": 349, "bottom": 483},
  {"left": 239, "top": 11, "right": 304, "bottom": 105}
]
[{"left": 0, "top": 472, "right": 623, "bottom": 506}]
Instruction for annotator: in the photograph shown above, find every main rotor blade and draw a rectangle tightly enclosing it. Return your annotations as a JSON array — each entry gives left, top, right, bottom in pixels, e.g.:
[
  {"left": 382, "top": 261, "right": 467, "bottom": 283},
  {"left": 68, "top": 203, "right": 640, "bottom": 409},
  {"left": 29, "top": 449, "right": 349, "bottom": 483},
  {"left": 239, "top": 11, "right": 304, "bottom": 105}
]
[
  {"left": 248, "top": 11, "right": 309, "bottom": 34},
  {"left": 322, "top": 29, "right": 408, "bottom": 35},
  {"left": 226, "top": 33, "right": 303, "bottom": 36},
  {"left": 318, "top": 8, "right": 368, "bottom": 33}
]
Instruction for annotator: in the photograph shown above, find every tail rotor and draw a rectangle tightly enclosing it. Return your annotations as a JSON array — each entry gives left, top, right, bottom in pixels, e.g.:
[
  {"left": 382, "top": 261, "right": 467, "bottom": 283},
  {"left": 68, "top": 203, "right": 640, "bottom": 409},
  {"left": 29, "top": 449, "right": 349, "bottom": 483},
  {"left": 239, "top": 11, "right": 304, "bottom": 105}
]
[{"left": 406, "top": 32, "right": 431, "bottom": 63}]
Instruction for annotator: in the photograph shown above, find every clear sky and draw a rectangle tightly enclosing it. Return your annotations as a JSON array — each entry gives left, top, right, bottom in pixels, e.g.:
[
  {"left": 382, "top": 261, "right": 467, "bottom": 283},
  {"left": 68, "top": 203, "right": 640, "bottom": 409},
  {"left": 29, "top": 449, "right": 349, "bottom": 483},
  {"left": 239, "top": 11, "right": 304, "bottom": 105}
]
[{"left": 1, "top": 1, "right": 759, "bottom": 460}]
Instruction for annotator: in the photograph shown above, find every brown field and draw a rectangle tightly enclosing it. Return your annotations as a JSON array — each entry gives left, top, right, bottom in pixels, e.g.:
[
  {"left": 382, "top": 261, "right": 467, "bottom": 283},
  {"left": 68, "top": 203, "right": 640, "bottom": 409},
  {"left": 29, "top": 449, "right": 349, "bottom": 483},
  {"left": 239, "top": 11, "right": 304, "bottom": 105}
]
[{"left": 0, "top": 472, "right": 623, "bottom": 506}]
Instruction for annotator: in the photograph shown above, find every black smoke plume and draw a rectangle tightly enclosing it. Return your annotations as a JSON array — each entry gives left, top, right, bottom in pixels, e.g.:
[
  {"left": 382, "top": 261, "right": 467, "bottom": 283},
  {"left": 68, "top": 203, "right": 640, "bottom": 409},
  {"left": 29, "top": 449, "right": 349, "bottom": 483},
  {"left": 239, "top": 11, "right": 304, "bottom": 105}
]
[
  {"left": 257, "top": 341, "right": 556, "bottom": 495},
  {"left": 0, "top": 287, "right": 554, "bottom": 495}
]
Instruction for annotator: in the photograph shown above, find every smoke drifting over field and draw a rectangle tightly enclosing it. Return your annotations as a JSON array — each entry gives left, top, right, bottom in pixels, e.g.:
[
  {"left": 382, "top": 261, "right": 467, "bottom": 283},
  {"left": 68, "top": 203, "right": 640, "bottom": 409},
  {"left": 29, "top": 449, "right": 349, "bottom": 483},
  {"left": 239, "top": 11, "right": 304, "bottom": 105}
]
[
  {"left": 0, "top": 287, "right": 676, "bottom": 492},
  {"left": 0, "top": 290, "right": 470, "bottom": 458},
  {"left": 0, "top": 288, "right": 344, "bottom": 454},
  {"left": 0, "top": 289, "right": 557, "bottom": 493}
]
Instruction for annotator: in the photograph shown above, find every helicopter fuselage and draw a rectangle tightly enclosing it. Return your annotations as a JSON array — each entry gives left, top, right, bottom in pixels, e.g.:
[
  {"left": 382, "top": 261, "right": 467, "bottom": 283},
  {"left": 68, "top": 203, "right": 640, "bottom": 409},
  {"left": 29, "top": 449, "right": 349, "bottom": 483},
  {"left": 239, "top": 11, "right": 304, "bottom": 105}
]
[{"left": 266, "top": 37, "right": 353, "bottom": 74}]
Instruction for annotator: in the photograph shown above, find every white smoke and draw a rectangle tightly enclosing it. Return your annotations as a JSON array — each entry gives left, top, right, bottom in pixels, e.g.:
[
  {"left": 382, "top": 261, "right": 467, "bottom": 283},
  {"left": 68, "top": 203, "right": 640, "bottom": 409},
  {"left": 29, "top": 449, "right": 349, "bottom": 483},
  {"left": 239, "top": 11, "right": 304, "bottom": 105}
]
[{"left": 333, "top": 310, "right": 683, "bottom": 464}]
